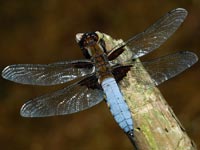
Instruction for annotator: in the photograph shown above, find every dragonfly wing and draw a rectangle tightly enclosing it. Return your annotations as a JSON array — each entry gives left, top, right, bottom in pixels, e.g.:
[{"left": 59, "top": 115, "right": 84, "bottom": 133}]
[
  {"left": 142, "top": 51, "right": 198, "bottom": 85},
  {"left": 2, "top": 60, "right": 94, "bottom": 86},
  {"left": 125, "top": 8, "right": 187, "bottom": 59},
  {"left": 20, "top": 74, "right": 104, "bottom": 117}
]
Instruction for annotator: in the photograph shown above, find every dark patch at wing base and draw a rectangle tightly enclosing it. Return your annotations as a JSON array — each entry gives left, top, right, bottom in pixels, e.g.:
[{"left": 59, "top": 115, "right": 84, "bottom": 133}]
[
  {"left": 107, "top": 47, "right": 125, "bottom": 61},
  {"left": 112, "top": 65, "right": 132, "bottom": 82},
  {"left": 79, "top": 75, "right": 102, "bottom": 89}
]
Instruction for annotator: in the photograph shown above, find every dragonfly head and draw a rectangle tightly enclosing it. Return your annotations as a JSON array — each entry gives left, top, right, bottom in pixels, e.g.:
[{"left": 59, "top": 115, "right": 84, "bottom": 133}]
[
  {"left": 76, "top": 32, "right": 106, "bottom": 59},
  {"left": 77, "top": 32, "right": 99, "bottom": 48}
]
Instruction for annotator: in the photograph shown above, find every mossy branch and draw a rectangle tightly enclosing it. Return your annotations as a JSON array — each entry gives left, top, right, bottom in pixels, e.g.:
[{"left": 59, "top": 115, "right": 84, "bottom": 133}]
[{"left": 120, "top": 62, "right": 196, "bottom": 150}]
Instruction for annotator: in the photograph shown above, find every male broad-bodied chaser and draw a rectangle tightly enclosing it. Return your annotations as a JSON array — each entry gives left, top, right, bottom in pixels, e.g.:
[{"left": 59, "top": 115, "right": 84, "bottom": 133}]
[{"left": 2, "top": 8, "right": 198, "bottom": 149}]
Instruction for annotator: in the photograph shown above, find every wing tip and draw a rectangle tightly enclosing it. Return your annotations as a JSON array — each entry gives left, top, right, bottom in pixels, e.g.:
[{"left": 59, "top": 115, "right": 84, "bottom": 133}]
[
  {"left": 2, "top": 65, "right": 30, "bottom": 85},
  {"left": 180, "top": 51, "right": 199, "bottom": 65},
  {"left": 20, "top": 99, "right": 57, "bottom": 118},
  {"left": 174, "top": 8, "right": 188, "bottom": 14},
  {"left": 171, "top": 8, "right": 188, "bottom": 19},
  {"left": 175, "top": 8, "right": 187, "bottom": 11},
  {"left": 2, "top": 65, "right": 21, "bottom": 83},
  {"left": 20, "top": 103, "right": 32, "bottom": 117},
  {"left": 1, "top": 65, "right": 11, "bottom": 80}
]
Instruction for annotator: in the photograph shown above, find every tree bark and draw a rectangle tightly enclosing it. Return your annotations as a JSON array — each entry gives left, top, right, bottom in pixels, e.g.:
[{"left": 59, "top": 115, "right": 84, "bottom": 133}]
[{"left": 119, "top": 63, "right": 197, "bottom": 150}]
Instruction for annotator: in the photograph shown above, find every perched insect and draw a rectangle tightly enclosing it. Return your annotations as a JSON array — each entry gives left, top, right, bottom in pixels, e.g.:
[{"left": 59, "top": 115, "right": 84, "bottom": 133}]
[{"left": 1, "top": 8, "right": 198, "bottom": 149}]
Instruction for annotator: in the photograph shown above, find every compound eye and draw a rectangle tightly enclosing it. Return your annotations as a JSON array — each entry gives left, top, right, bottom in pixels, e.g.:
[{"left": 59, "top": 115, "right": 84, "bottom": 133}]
[{"left": 92, "top": 34, "right": 98, "bottom": 42}]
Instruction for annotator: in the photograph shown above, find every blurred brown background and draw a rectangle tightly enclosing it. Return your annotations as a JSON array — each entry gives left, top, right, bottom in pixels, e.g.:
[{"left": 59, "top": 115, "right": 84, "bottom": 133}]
[{"left": 0, "top": 0, "right": 200, "bottom": 150}]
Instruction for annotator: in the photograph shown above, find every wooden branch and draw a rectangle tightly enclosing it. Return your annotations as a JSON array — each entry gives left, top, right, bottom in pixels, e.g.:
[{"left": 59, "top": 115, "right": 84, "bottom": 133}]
[
  {"left": 102, "top": 33, "right": 197, "bottom": 150},
  {"left": 120, "top": 63, "right": 197, "bottom": 150}
]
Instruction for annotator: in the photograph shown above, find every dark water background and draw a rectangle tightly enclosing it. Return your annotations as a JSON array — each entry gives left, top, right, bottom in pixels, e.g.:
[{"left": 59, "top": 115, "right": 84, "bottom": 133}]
[{"left": 0, "top": 0, "right": 200, "bottom": 149}]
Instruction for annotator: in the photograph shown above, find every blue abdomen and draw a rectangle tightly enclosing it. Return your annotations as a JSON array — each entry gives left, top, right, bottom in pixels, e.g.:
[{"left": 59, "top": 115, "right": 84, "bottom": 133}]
[{"left": 101, "top": 77, "right": 133, "bottom": 133}]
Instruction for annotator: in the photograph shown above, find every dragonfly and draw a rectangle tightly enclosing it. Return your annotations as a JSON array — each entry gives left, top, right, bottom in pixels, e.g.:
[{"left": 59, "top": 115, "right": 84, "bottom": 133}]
[{"left": 1, "top": 8, "right": 198, "bottom": 149}]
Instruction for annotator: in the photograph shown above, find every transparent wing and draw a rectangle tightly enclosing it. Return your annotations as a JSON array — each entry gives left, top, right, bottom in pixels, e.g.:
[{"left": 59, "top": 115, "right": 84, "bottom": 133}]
[
  {"left": 2, "top": 60, "right": 94, "bottom": 86},
  {"left": 20, "top": 75, "right": 104, "bottom": 117},
  {"left": 142, "top": 51, "right": 198, "bottom": 85},
  {"left": 124, "top": 8, "right": 188, "bottom": 59}
]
